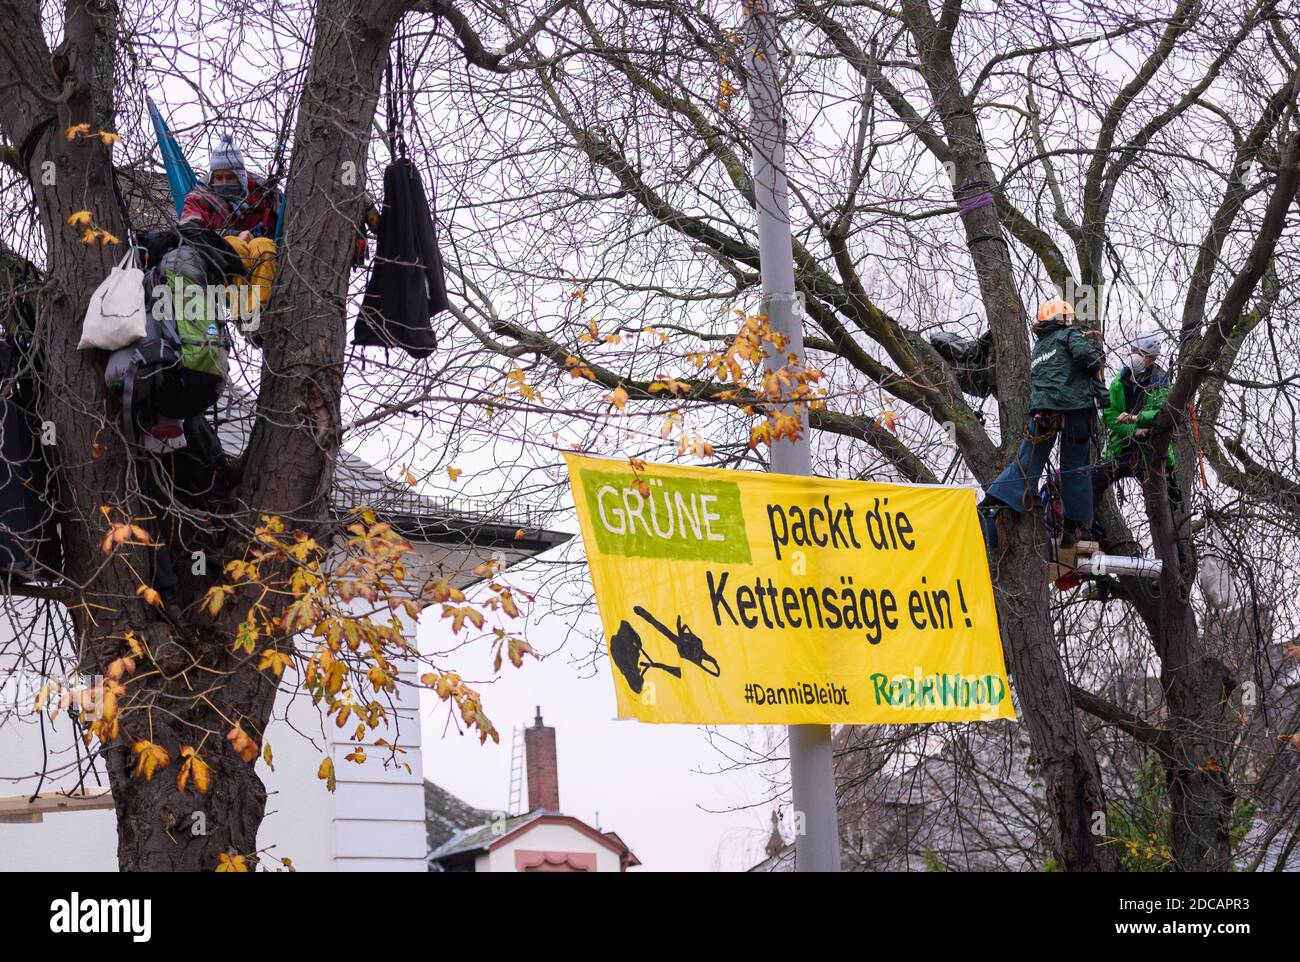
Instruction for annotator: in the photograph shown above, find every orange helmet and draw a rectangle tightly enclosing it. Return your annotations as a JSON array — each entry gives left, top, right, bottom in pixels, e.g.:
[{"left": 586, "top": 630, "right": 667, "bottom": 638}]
[{"left": 1035, "top": 299, "right": 1075, "bottom": 327}]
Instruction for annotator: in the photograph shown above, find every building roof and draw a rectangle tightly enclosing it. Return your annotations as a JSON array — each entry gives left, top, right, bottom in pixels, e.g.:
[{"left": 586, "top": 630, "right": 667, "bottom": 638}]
[
  {"left": 429, "top": 809, "right": 641, "bottom": 870},
  {"left": 424, "top": 779, "right": 490, "bottom": 855},
  {"left": 213, "top": 391, "right": 571, "bottom": 555}
]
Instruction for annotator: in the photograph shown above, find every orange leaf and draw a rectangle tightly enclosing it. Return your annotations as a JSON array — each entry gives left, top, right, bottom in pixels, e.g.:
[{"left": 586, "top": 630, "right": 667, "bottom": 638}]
[
  {"left": 606, "top": 385, "right": 630, "bottom": 410},
  {"left": 226, "top": 724, "right": 259, "bottom": 763}
]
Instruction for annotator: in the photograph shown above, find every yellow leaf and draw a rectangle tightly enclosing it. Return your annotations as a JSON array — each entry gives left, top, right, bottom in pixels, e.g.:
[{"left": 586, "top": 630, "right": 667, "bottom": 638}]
[
  {"left": 606, "top": 385, "right": 629, "bottom": 410},
  {"left": 136, "top": 584, "right": 163, "bottom": 608},
  {"left": 66, "top": 210, "right": 93, "bottom": 227},
  {"left": 258, "top": 648, "right": 294, "bottom": 678},
  {"left": 131, "top": 740, "right": 170, "bottom": 781},
  {"left": 447, "top": 466, "right": 462, "bottom": 482},
  {"left": 404, "top": 467, "right": 417, "bottom": 486},
  {"left": 202, "top": 584, "right": 232, "bottom": 617},
  {"left": 215, "top": 852, "right": 249, "bottom": 873},
  {"left": 64, "top": 123, "right": 91, "bottom": 141},
  {"left": 177, "top": 746, "right": 211, "bottom": 793},
  {"left": 317, "top": 756, "right": 336, "bottom": 792},
  {"left": 97, "top": 130, "right": 121, "bottom": 147}
]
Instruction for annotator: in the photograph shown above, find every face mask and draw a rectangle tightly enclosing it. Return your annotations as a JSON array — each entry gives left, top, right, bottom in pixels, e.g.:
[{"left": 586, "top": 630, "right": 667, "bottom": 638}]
[
  {"left": 1129, "top": 353, "right": 1148, "bottom": 371},
  {"left": 211, "top": 182, "right": 245, "bottom": 202}
]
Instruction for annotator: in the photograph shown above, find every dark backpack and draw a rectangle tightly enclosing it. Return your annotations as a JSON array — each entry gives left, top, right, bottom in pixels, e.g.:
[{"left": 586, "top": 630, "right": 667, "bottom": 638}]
[
  {"left": 104, "top": 247, "right": 228, "bottom": 441},
  {"left": 930, "top": 329, "right": 997, "bottom": 398}
]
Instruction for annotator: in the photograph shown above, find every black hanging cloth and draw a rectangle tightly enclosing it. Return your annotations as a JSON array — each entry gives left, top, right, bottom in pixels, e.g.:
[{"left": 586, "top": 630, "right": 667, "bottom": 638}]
[{"left": 355, "top": 40, "right": 446, "bottom": 359}]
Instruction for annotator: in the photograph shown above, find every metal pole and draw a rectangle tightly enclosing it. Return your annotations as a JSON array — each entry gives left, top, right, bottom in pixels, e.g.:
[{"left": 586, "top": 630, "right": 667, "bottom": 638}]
[{"left": 743, "top": 3, "right": 841, "bottom": 872}]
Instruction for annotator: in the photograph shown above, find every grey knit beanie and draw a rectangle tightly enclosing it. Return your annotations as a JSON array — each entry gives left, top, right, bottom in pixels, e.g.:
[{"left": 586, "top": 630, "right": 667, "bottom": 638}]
[{"left": 209, "top": 133, "right": 248, "bottom": 193}]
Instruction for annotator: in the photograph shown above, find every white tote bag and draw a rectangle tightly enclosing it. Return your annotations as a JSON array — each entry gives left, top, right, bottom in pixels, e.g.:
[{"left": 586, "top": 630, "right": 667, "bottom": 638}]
[{"left": 78, "top": 249, "right": 148, "bottom": 351}]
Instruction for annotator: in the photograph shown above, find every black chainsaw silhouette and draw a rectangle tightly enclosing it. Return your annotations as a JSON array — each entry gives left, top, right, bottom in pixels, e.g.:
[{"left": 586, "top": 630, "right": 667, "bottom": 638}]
[
  {"left": 610, "top": 620, "right": 681, "bottom": 695},
  {"left": 633, "top": 605, "right": 722, "bottom": 677}
]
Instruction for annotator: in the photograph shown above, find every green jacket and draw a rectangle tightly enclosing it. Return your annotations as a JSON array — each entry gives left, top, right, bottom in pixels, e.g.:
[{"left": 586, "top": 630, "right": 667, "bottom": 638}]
[
  {"left": 1101, "top": 363, "right": 1175, "bottom": 466},
  {"left": 1028, "top": 320, "right": 1104, "bottom": 412}
]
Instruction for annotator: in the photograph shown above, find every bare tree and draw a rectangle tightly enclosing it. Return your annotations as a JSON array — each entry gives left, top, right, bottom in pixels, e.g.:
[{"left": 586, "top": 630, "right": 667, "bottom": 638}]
[{"left": 408, "top": 0, "right": 1300, "bottom": 870}]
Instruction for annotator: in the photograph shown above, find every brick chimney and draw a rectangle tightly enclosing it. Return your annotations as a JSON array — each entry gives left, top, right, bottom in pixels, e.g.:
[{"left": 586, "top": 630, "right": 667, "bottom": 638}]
[{"left": 524, "top": 706, "right": 560, "bottom": 812}]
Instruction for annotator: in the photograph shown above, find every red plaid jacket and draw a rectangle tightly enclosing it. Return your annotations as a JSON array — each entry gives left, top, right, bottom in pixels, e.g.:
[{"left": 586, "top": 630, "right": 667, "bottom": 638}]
[{"left": 181, "top": 175, "right": 280, "bottom": 238}]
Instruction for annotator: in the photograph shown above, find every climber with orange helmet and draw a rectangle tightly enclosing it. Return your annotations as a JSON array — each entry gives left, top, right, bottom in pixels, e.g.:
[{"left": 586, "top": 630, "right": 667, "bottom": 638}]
[{"left": 980, "top": 299, "right": 1105, "bottom": 547}]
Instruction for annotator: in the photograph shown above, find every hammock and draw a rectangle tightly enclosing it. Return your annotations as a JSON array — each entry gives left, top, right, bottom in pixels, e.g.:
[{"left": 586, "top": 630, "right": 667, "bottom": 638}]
[{"left": 146, "top": 96, "right": 196, "bottom": 219}]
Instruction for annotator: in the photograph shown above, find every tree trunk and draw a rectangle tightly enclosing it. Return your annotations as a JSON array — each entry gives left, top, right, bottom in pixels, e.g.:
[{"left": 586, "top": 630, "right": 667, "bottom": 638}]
[
  {"left": 992, "top": 510, "right": 1119, "bottom": 870},
  {"left": 1143, "top": 465, "right": 1235, "bottom": 870}
]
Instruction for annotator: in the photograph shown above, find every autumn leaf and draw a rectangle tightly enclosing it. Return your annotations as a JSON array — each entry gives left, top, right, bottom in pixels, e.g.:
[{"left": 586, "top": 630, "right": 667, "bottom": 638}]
[
  {"left": 131, "top": 740, "right": 170, "bottom": 781},
  {"left": 100, "top": 521, "right": 152, "bottom": 553},
  {"left": 177, "top": 746, "right": 212, "bottom": 793},
  {"left": 442, "top": 604, "right": 485, "bottom": 634},
  {"left": 105, "top": 655, "right": 135, "bottom": 681},
  {"left": 234, "top": 617, "right": 260, "bottom": 653},
  {"left": 66, "top": 210, "right": 94, "bottom": 228},
  {"left": 317, "top": 756, "right": 336, "bottom": 792},
  {"left": 564, "top": 356, "right": 595, "bottom": 381},
  {"left": 508, "top": 637, "right": 534, "bottom": 668},
  {"left": 447, "top": 466, "right": 462, "bottom": 482},
  {"left": 136, "top": 584, "right": 163, "bottom": 608},
  {"left": 226, "top": 724, "right": 259, "bottom": 762},
  {"left": 258, "top": 648, "right": 294, "bottom": 678},
  {"left": 215, "top": 852, "right": 249, "bottom": 873},
  {"left": 64, "top": 123, "right": 91, "bottom": 141},
  {"left": 97, "top": 130, "right": 121, "bottom": 147},
  {"left": 874, "top": 408, "right": 902, "bottom": 433},
  {"left": 403, "top": 466, "right": 417, "bottom": 486},
  {"left": 649, "top": 379, "right": 691, "bottom": 397},
  {"left": 202, "top": 583, "right": 234, "bottom": 617},
  {"left": 605, "top": 385, "right": 630, "bottom": 410}
]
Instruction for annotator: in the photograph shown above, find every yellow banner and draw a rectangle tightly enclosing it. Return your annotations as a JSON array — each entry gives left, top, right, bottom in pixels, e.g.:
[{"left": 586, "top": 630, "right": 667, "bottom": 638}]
[{"left": 564, "top": 453, "right": 1014, "bottom": 725}]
